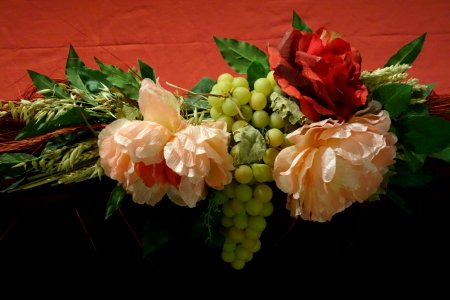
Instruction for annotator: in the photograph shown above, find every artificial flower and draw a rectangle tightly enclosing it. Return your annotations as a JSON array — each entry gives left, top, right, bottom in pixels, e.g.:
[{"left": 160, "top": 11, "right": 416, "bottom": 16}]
[
  {"left": 273, "top": 102, "right": 397, "bottom": 222},
  {"left": 98, "top": 79, "right": 233, "bottom": 207},
  {"left": 268, "top": 27, "right": 368, "bottom": 121}
]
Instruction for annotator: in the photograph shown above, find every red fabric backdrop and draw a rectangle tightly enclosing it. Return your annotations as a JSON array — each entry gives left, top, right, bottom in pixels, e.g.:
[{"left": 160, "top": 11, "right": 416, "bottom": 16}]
[{"left": 0, "top": 0, "right": 449, "bottom": 100}]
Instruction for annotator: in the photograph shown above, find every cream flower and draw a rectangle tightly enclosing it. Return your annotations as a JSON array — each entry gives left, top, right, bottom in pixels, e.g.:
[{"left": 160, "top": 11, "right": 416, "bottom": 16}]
[
  {"left": 98, "top": 78, "right": 233, "bottom": 207},
  {"left": 273, "top": 104, "right": 397, "bottom": 222}
]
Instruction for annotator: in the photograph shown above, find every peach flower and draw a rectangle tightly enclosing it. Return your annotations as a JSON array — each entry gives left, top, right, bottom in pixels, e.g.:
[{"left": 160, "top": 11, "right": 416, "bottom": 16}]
[
  {"left": 98, "top": 79, "right": 233, "bottom": 207},
  {"left": 273, "top": 103, "right": 397, "bottom": 222}
]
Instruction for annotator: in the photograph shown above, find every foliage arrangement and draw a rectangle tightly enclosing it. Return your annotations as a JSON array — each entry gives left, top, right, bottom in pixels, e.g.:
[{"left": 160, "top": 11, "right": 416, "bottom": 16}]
[{"left": 1, "top": 11, "right": 450, "bottom": 270}]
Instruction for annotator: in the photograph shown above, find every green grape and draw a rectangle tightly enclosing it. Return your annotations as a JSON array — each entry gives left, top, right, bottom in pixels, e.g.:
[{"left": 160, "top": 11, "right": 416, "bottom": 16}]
[
  {"left": 251, "top": 163, "right": 273, "bottom": 182},
  {"left": 228, "top": 226, "right": 245, "bottom": 243},
  {"left": 272, "top": 85, "right": 285, "bottom": 95},
  {"left": 266, "top": 128, "right": 284, "bottom": 147},
  {"left": 223, "top": 182, "right": 236, "bottom": 199},
  {"left": 251, "top": 110, "right": 270, "bottom": 129},
  {"left": 223, "top": 238, "right": 237, "bottom": 252},
  {"left": 231, "top": 120, "right": 248, "bottom": 133},
  {"left": 235, "top": 104, "right": 253, "bottom": 122},
  {"left": 235, "top": 246, "right": 252, "bottom": 261},
  {"left": 253, "top": 183, "right": 273, "bottom": 203},
  {"left": 248, "top": 215, "right": 267, "bottom": 232},
  {"left": 222, "top": 98, "right": 240, "bottom": 117},
  {"left": 210, "top": 107, "right": 222, "bottom": 121},
  {"left": 245, "top": 198, "right": 264, "bottom": 216},
  {"left": 245, "top": 228, "right": 262, "bottom": 240},
  {"left": 221, "top": 250, "right": 235, "bottom": 263},
  {"left": 232, "top": 87, "right": 251, "bottom": 105},
  {"left": 230, "top": 144, "right": 239, "bottom": 158},
  {"left": 266, "top": 70, "right": 277, "bottom": 87},
  {"left": 231, "top": 259, "right": 246, "bottom": 270},
  {"left": 241, "top": 238, "right": 257, "bottom": 250},
  {"left": 260, "top": 201, "right": 274, "bottom": 217},
  {"left": 217, "top": 80, "right": 233, "bottom": 93},
  {"left": 230, "top": 198, "right": 245, "bottom": 214},
  {"left": 262, "top": 147, "right": 279, "bottom": 167},
  {"left": 269, "top": 112, "right": 286, "bottom": 129},
  {"left": 222, "top": 201, "right": 235, "bottom": 217},
  {"left": 232, "top": 77, "right": 249, "bottom": 88},
  {"left": 217, "top": 73, "right": 234, "bottom": 82},
  {"left": 253, "top": 78, "right": 273, "bottom": 97},
  {"left": 217, "top": 115, "right": 234, "bottom": 132},
  {"left": 249, "top": 91, "right": 267, "bottom": 111},
  {"left": 221, "top": 216, "right": 234, "bottom": 228},
  {"left": 208, "top": 90, "right": 225, "bottom": 108},
  {"left": 233, "top": 213, "right": 249, "bottom": 229},
  {"left": 234, "top": 184, "right": 253, "bottom": 202},
  {"left": 234, "top": 165, "right": 253, "bottom": 184},
  {"left": 251, "top": 239, "right": 262, "bottom": 253}
]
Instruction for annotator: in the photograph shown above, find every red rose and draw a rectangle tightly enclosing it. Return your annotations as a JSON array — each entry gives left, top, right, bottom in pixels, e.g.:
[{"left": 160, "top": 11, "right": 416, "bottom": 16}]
[{"left": 268, "top": 28, "right": 368, "bottom": 121}]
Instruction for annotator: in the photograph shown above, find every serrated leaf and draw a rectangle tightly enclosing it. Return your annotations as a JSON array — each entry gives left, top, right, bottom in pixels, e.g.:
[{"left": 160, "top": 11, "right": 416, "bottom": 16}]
[
  {"left": 213, "top": 36, "right": 269, "bottom": 74},
  {"left": 247, "top": 60, "right": 269, "bottom": 89},
  {"left": 105, "top": 185, "right": 126, "bottom": 220},
  {"left": 27, "top": 70, "right": 70, "bottom": 99},
  {"left": 138, "top": 59, "right": 155, "bottom": 81},
  {"left": 292, "top": 11, "right": 312, "bottom": 32},
  {"left": 0, "top": 153, "right": 36, "bottom": 179},
  {"left": 232, "top": 125, "right": 267, "bottom": 165},
  {"left": 403, "top": 149, "right": 426, "bottom": 172},
  {"left": 384, "top": 33, "right": 426, "bottom": 67},
  {"left": 183, "top": 77, "right": 214, "bottom": 110},
  {"left": 95, "top": 57, "right": 140, "bottom": 100},
  {"left": 373, "top": 83, "right": 412, "bottom": 119},
  {"left": 430, "top": 146, "right": 450, "bottom": 163},
  {"left": 16, "top": 107, "right": 92, "bottom": 140},
  {"left": 397, "top": 115, "right": 450, "bottom": 154}
]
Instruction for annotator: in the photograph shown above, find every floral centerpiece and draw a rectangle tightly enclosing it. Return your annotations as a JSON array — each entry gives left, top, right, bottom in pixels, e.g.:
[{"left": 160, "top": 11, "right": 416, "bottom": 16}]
[{"left": 1, "top": 11, "right": 450, "bottom": 270}]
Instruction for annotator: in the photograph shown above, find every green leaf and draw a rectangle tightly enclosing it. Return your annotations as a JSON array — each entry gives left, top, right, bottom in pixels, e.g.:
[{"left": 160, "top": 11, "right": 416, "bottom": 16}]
[
  {"left": 384, "top": 33, "right": 426, "bottom": 67},
  {"left": 232, "top": 125, "right": 267, "bottom": 165},
  {"left": 430, "top": 146, "right": 450, "bottom": 163},
  {"left": 0, "top": 153, "right": 36, "bottom": 179},
  {"left": 1, "top": 177, "right": 26, "bottom": 193},
  {"left": 16, "top": 107, "right": 92, "bottom": 140},
  {"left": 27, "top": 70, "right": 70, "bottom": 99},
  {"left": 65, "top": 45, "right": 87, "bottom": 91},
  {"left": 247, "top": 60, "right": 269, "bottom": 89},
  {"left": 213, "top": 36, "right": 269, "bottom": 74},
  {"left": 138, "top": 59, "right": 155, "bottom": 81},
  {"left": 105, "top": 185, "right": 126, "bottom": 220},
  {"left": 95, "top": 57, "right": 141, "bottom": 100},
  {"left": 397, "top": 115, "right": 450, "bottom": 154},
  {"left": 183, "top": 77, "right": 215, "bottom": 110},
  {"left": 403, "top": 149, "right": 426, "bottom": 172},
  {"left": 292, "top": 11, "right": 312, "bottom": 32},
  {"left": 403, "top": 103, "right": 429, "bottom": 117},
  {"left": 389, "top": 160, "right": 435, "bottom": 187},
  {"left": 373, "top": 83, "right": 412, "bottom": 119},
  {"left": 385, "top": 189, "right": 414, "bottom": 216}
]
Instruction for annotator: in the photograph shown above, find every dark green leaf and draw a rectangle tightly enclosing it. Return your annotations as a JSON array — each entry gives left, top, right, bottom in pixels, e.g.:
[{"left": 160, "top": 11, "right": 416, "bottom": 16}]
[
  {"left": 423, "top": 83, "right": 435, "bottom": 98},
  {"left": 105, "top": 185, "right": 126, "bottom": 220},
  {"left": 184, "top": 77, "right": 215, "bottom": 110},
  {"left": 95, "top": 57, "right": 140, "bottom": 100},
  {"left": 430, "top": 146, "right": 450, "bottom": 163},
  {"left": 65, "top": 45, "right": 87, "bottom": 91},
  {"left": 389, "top": 160, "right": 436, "bottom": 187},
  {"left": 27, "top": 70, "right": 70, "bottom": 99},
  {"left": 373, "top": 83, "right": 412, "bottom": 119},
  {"left": 1, "top": 177, "right": 26, "bottom": 193},
  {"left": 384, "top": 33, "right": 426, "bottom": 67},
  {"left": 397, "top": 115, "right": 450, "bottom": 154},
  {"left": 292, "top": 11, "right": 312, "bottom": 32},
  {"left": 42, "top": 131, "right": 91, "bottom": 152},
  {"left": 16, "top": 107, "right": 92, "bottom": 140},
  {"left": 213, "top": 36, "right": 269, "bottom": 74},
  {"left": 403, "top": 103, "right": 429, "bottom": 117},
  {"left": 0, "top": 153, "right": 36, "bottom": 179},
  {"left": 138, "top": 59, "right": 155, "bottom": 81},
  {"left": 385, "top": 189, "right": 414, "bottom": 216},
  {"left": 403, "top": 149, "right": 426, "bottom": 172},
  {"left": 247, "top": 60, "right": 269, "bottom": 89}
]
